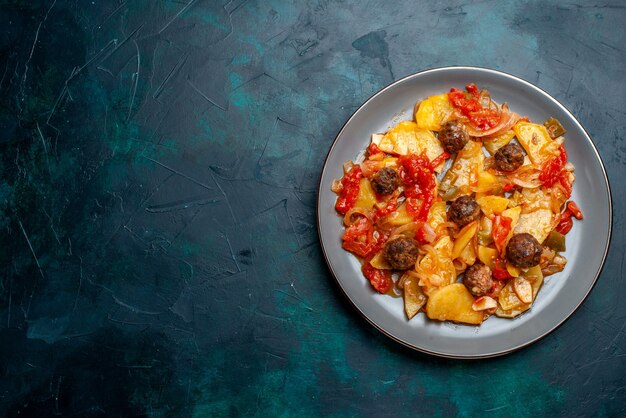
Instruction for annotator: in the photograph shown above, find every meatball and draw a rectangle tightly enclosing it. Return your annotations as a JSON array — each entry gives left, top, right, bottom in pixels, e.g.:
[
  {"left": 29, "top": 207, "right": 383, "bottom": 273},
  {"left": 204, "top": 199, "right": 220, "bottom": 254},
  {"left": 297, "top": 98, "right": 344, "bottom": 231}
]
[
  {"left": 463, "top": 264, "right": 493, "bottom": 297},
  {"left": 438, "top": 121, "right": 469, "bottom": 154},
  {"left": 384, "top": 237, "right": 419, "bottom": 270},
  {"left": 448, "top": 195, "right": 481, "bottom": 227},
  {"left": 371, "top": 167, "right": 400, "bottom": 195},
  {"left": 506, "top": 233, "right": 542, "bottom": 268},
  {"left": 494, "top": 143, "right": 524, "bottom": 172}
]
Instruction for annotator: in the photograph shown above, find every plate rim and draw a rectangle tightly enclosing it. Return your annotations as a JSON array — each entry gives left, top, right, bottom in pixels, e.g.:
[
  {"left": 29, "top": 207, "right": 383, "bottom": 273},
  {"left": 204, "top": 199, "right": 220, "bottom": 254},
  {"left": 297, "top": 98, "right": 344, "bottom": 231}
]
[{"left": 316, "top": 66, "right": 613, "bottom": 359}]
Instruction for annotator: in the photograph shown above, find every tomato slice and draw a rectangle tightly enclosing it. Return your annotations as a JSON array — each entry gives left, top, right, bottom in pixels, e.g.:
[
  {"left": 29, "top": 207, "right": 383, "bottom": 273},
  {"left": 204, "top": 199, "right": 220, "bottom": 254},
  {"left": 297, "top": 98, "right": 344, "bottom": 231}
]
[
  {"left": 341, "top": 217, "right": 386, "bottom": 259},
  {"left": 362, "top": 262, "right": 392, "bottom": 293},
  {"left": 492, "top": 215, "right": 512, "bottom": 254},
  {"left": 567, "top": 201, "right": 583, "bottom": 220},
  {"left": 398, "top": 153, "right": 437, "bottom": 222},
  {"left": 335, "top": 166, "right": 363, "bottom": 214},
  {"left": 539, "top": 145, "right": 567, "bottom": 187},
  {"left": 492, "top": 259, "right": 512, "bottom": 280},
  {"left": 448, "top": 84, "right": 501, "bottom": 130}
]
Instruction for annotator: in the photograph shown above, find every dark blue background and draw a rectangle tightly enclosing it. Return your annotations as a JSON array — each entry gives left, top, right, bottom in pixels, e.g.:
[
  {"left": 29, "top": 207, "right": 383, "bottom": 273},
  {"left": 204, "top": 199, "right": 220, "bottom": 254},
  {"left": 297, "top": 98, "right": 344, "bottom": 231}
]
[{"left": 0, "top": 1, "right": 624, "bottom": 416}]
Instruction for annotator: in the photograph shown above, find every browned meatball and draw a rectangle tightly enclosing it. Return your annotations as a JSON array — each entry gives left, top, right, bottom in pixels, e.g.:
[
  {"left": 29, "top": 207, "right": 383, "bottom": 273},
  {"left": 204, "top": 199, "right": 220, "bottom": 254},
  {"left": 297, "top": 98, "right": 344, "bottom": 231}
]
[
  {"left": 506, "top": 233, "right": 542, "bottom": 268},
  {"left": 495, "top": 143, "right": 524, "bottom": 172},
  {"left": 384, "top": 237, "right": 419, "bottom": 270},
  {"left": 463, "top": 264, "right": 493, "bottom": 297},
  {"left": 438, "top": 121, "right": 469, "bottom": 154},
  {"left": 371, "top": 167, "right": 400, "bottom": 195},
  {"left": 448, "top": 195, "right": 481, "bottom": 227}
]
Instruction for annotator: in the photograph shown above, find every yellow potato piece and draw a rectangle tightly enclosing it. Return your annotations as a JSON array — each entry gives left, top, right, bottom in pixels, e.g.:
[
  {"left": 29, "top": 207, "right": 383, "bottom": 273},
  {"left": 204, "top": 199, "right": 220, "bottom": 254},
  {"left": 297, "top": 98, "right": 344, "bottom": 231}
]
[
  {"left": 514, "top": 122, "right": 557, "bottom": 165},
  {"left": 506, "top": 262, "right": 521, "bottom": 278},
  {"left": 475, "top": 171, "right": 500, "bottom": 199},
  {"left": 353, "top": 178, "right": 377, "bottom": 210},
  {"left": 520, "top": 187, "right": 552, "bottom": 214},
  {"left": 383, "top": 203, "right": 414, "bottom": 226},
  {"left": 373, "top": 121, "right": 446, "bottom": 171},
  {"left": 458, "top": 240, "right": 477, "bottom": 266},
  {"left": 514, "top": 209, "right": 553, "bottom": 244},
  {"left": 440, "top": 141, "right": 484, "bottom": 195},
  {"left": 426, "top": 283, "right": 483, "bottom": 325},
  {"left": 496, "top": 265, "right": 544, "bottom": 318},
  {"left": 427, "top": 201, "right": 447, "bottom": 232},
  {"left": 498, "top": 281, "right": 527, "bottom": 311},
  {"left": 452, "top": 221, "right": 478, "bottom": 260},
  {"left": 477, "top": 245, "right": 498, "bottom": 269},
  {"left": 513, "top": 277, "right": 533, "bottom": 303},
  {"left": 483, "top": 130, "right": 515, "bottom": 155},
  {"left": 403, "top": 275, "right": 427, "bottom": 319},
  {"left": 415, "top": 94, "right": 454, "bottom": 131},
  {"left": 477, "top": 196, "right": 510, "bottom": 217},
  {"left": 369, "top": 251, "right": 391, "bottom": 270},
  {"left": 501, "top": 206, "right": 522, "bottom": 249}
]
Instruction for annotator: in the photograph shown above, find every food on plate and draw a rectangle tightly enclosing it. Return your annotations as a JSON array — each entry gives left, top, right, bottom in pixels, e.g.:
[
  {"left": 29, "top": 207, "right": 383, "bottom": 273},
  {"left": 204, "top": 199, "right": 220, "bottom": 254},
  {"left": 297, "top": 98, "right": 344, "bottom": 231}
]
[
  {"left": 448, "top": 195, "right": 481, "bottom": 227},
  {"left": 332, "top": 83, "right": 581, "bottom": 325}
]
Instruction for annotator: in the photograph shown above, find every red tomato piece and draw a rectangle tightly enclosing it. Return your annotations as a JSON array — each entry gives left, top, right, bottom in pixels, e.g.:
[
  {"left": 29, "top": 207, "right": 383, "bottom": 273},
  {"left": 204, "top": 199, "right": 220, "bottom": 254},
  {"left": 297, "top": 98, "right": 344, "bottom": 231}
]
[
  {"left": 492, "top": 259, "right": 512, "bottom": 280},
  {"left": 335, "top": 166, "right": 363, "bottom": 214},
  {"left": 492, "top": 215, "right": 513, "bottom": 254},
  {"left": 362, "top": 262, "right": 392, "bottom": 293},
  {"left": 539, "top": 145, "right": 567, "bottom": 188},
  {"left": 567, "top": 201, "right": 583, "bottom": 220},
  {"left": 398, "top": 153, "right": 437, "bottom": 222},
  {"left": 341, "top": 217, "right": 387, "bottom": 259},
  {"left": 448, "top": 84, "right": 501, "bottom": 130}
]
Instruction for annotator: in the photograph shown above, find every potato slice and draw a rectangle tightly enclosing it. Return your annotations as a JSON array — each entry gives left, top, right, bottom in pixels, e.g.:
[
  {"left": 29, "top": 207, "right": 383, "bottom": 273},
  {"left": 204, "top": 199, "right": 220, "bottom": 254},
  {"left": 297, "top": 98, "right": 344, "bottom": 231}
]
[
  {"left": 439, "top": 140, "right": 484, "bottom": 195},
  {"left": 353, "top": 178, "right": 377, "bottom": 211},
  {"left": 369, "top": 251, "right": 391, "bottom": 270},
  {"left": 513, "top": 122, "right": 558, "bottom": 165},
  {"left": 496, "top": 265, "right": 544, "bottom": 318},
  {"left": 498, "top": 281, "right": 528, "bottom": 311},
  {"left": 458, "top": 239, "right": 477, "bottom": 266},
  {"left": 452, "top": 221, "right": 478, "bottom": 260},
  {"left": 483, "top": 130, "right": 515, "bottom": 155},
  {"left": 426, "top": 283, "right": 483, "bottom": 325},
  {"left": 506, "top": 262, "right": 521, "bottom": 278},
  {"left": 415, "top": 94, "right": 454, "bottom": 131},
  {"left": 477, "top": 196, "right": 510, "bottom": 217},
  {"left": 514, "top": 209, "right": 553, "bottom": 244},
  {"left": 477, "top": 245, "right": 498, "bottom": 269},
  {"left": 501, "top": 206, "right": 522, "bottom": 248},
  {"left": 427, "top": 201, "right": 447, "bottom": 232},
  {"left": 382, "top": 203, "right": 414, "bottom": 226},
  {"left": 472, "top": 296, "right": 497, "bottom": 311},
  {"left": 374, "top": 121, "right": 446, "bottom": 171},
  {"left": 513, "top": 277, "right": 533, "bottom": 303},
  {"left": 403, "top": 274, "right": 427, "bottom": 319}
]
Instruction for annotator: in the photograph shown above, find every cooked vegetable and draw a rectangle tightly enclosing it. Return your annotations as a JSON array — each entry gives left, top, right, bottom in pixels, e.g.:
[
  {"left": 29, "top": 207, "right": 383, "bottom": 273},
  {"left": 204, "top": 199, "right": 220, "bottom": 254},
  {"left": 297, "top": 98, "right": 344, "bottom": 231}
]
[
  {"left": 403, "top": 274, "right": 427, "bottom": 319},
  {"left": 543, "top": 231, "right": 566, "bottom": 252},
  {"left": 332, "top": 84, "right": 577, "bottom": 325},
  {"left": 415, "top": 94, "right": 454, "bottom": 131},
  {"left": 426, "top": 283, "right": 484, "bottom": 325},
  {"left": 452, "top": 221, "right": 478, "bottom": 260},
  {"left": 544, "top": 117, "right": 566, "bottom": 138}
]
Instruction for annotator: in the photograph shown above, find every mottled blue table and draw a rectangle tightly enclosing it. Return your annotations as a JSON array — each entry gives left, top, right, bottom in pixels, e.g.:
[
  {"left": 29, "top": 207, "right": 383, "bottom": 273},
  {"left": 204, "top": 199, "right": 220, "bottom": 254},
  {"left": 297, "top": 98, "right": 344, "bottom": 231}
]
[{"left": 1, "top": 1, "right": 624, "bottom": 416}]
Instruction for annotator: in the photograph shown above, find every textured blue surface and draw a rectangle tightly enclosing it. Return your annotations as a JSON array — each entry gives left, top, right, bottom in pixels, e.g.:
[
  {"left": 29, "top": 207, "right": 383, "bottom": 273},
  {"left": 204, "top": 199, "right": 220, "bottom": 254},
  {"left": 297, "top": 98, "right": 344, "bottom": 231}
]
[{"left": 0, "top": 0, "right": 624, "bottom": 416}]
